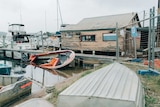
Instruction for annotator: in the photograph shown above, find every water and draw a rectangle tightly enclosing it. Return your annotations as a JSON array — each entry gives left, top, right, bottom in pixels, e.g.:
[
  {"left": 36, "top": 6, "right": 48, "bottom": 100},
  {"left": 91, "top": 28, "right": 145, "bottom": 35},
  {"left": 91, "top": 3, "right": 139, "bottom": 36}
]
[
  {"left": 0, "top": 59, "right": 86, "bottom": 93},
  {"left": 25, "top": 65, "right": 66, "bottom": 92}
]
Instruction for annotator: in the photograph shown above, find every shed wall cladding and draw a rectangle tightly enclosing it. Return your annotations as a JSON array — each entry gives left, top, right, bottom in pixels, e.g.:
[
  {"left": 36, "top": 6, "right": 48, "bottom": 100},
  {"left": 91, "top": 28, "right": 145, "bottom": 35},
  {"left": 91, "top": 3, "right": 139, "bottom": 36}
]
[
  {"left": 61, "top": 31, "right": 124, "bottom": 51},
  {"left": 57, "top": 62, "right": 145, "bottom": 107}
]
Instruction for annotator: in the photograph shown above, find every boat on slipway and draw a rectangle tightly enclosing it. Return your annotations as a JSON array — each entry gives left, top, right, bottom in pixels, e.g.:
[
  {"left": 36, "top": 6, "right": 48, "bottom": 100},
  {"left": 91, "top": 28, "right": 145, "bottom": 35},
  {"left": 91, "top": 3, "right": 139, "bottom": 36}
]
[
  {"left": 29, "top": 50, "right": 75, "bottom": 70},
  {"left": 57, "top": 62, "right": 145, "bottom": 107}
]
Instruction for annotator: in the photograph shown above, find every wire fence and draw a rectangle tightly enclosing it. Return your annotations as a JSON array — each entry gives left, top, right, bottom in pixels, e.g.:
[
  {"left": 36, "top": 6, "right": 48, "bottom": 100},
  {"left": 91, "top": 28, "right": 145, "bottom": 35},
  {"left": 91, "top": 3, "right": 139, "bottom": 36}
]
[{"left": 116, "top": 7, "right": 160, "bottom": 71}]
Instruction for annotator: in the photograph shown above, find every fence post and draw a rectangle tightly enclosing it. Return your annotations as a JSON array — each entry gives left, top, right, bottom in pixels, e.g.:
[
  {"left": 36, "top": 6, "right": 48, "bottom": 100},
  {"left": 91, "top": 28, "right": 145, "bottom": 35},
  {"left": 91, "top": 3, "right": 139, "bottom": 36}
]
[
  {"left": 116, "top": 22, "right": 119, "bottom": 61},
  {"left": 41, "top": 31, "right": 44, "bottom": 52},
  {"left": 148, "top": 9, "right": 151, "bottom": 69},
  {"left": 152, "top": 7, "right": 155, "bottom": 69},
  {"left": 2, "top": 35, "right": 6, "bottom": 48},
  {"left": 11, "top": 40, "right": 13, "bottom": 49}
]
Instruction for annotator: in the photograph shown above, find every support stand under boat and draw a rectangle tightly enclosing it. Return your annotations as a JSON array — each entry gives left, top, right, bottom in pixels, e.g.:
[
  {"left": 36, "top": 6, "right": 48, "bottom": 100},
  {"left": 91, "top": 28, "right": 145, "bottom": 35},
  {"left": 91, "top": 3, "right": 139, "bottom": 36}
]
[{"left": 138, "top": 7, "right": 160, "bottom": 75}]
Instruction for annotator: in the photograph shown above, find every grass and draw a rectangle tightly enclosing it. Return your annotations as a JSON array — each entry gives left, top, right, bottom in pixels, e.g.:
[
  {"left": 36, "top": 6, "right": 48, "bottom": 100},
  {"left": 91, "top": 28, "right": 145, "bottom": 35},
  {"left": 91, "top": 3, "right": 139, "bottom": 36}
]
[{"left": 123, "top": 62, "right": 160, "bottom": 107}]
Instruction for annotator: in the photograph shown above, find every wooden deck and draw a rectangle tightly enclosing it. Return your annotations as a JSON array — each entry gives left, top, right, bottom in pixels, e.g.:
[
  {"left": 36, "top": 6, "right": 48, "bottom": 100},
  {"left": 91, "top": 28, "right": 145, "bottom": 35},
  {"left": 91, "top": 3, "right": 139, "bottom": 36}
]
[
  {"left": 0, "top": 48, "right": 126, "bottom": 65},
  {"left": 0, "top": 48, "right": 43, "bottom": 53},
  {"left": 0, "top": 48, "right": 44, "bottom": 60}
]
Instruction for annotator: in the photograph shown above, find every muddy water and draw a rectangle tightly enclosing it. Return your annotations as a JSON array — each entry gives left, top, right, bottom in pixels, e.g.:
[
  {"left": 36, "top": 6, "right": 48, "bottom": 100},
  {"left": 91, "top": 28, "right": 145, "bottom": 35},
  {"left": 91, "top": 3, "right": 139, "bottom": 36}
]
[
  {"left": 25, "top": 65, "right": 66, "bottom": 93},
  {"left": 0, "top": 59, "right": 87, "bottom": 93}
]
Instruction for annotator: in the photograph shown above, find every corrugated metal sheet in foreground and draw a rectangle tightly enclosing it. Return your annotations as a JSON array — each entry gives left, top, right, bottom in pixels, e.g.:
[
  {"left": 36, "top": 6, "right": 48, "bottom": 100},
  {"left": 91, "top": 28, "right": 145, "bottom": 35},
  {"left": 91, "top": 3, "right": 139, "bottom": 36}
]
[{"left": 57, "top": 62, "right": 145, "bottom": 107}]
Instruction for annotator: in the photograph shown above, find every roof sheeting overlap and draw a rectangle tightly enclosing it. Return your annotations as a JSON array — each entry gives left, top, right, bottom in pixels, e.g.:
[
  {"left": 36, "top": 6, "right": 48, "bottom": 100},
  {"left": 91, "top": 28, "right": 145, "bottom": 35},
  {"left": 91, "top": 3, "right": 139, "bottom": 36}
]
[{"left": 57, "top": 62, "right": 144, "bottom": 107}]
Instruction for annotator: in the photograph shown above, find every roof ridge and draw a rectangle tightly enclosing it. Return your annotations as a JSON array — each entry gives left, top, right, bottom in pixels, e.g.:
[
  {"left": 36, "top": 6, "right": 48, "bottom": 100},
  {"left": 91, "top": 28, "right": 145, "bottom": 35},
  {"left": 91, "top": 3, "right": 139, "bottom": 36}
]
[{"left": 82, "top": 12, "right": 137, "bottom": 20}]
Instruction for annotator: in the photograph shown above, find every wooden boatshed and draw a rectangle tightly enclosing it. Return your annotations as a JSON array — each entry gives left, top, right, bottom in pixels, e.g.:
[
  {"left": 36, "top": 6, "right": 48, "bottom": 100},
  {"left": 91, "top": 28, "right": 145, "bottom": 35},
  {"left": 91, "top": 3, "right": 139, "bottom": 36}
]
[
  {"left": 60, "top": 13, "right": 141, "bottom": 56},
  {"left": 57, "top": 62, "right": 145, "bottom": 107}
]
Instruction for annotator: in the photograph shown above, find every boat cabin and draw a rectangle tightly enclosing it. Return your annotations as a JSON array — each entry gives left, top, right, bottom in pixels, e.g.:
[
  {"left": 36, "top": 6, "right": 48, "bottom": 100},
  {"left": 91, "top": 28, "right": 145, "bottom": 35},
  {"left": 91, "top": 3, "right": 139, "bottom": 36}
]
[
  {"left": 0, "top": 64, "right": 11, "bottom": 75},
  {"left": 8, "top": 24, "right": 31, "bottom": 43}
]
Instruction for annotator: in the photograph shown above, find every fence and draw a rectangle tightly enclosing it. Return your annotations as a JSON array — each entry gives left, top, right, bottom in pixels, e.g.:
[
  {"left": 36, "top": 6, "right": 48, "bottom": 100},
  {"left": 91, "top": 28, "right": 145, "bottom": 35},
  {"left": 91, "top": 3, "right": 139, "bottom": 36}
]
[{"left": 116, "top": 7, "right": 160, "bottom": 71}]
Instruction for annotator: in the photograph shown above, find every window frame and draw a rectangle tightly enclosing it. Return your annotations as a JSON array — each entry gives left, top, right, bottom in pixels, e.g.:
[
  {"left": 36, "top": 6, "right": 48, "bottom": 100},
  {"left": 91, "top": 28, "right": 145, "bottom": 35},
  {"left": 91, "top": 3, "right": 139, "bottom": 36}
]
[
  {"left": 80, "top": 35, "right": 95, "bottom": 42},
  {"left": 102, "top": 33, "right": 117, "bottom": 41}
]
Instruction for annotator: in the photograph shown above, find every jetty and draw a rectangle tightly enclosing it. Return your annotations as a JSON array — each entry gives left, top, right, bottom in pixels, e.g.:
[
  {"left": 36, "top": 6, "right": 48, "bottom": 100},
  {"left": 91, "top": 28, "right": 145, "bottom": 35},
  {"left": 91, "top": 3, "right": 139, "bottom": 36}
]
[{"left": 0, "top": 48, "right": 43, "bottom": 60}]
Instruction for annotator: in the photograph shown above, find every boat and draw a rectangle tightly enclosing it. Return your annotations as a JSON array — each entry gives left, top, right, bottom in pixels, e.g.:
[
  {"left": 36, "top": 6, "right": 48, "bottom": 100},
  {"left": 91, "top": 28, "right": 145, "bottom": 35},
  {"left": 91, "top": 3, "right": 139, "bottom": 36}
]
[
  {"left": 0, "top": 64, "right": 32, "bottom": 107},
  {"left": 5, "top": 24, "right": 37, "bottom": 59},
  {"left": 0, "top": 39, "right": 8, "bottom": 48},
  {"left": 0, "top": 63, "right": 11, "bottom": 75},
  {"left": 0, "top": 75, "right": 32, "bottom": 107},
  {"left": 57, "top": 62, "right": 145, "bottom": 107},
  {"left": 29, "top": 50, "right": 75, "bottom": 70}
]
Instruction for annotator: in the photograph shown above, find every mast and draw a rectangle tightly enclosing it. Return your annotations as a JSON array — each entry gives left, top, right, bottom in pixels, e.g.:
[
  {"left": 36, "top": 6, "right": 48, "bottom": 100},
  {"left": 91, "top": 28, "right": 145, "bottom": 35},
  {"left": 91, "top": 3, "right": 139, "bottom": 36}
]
[
  {"left": 57, "top": 0, "right": 59, "bottom": 31},
  {"left": 56, "top": 0, "right": 63, "bottom": 31}
]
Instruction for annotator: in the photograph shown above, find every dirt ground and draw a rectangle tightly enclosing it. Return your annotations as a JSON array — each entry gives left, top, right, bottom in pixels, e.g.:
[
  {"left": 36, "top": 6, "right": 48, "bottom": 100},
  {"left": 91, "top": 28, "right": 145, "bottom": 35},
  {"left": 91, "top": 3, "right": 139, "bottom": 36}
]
[{"left": 47, "top": 62, "right": 160, "bottom": 107}]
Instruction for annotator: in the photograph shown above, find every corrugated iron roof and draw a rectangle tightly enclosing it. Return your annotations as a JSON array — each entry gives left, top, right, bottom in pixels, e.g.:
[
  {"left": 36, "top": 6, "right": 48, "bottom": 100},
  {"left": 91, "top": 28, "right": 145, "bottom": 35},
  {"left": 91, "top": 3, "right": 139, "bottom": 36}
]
[
  {"left": 61, "top": 13, "right": 138, "bottom": 31},
  {"left": 58, "top": 62, "right": 144, "bottom": 107}
]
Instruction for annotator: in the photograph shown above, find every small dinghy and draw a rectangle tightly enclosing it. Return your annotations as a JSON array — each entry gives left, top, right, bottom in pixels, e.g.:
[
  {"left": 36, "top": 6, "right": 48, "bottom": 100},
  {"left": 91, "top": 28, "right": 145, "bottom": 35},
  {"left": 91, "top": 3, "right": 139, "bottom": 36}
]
[
  {"left": 57, "top": 62, "right": 145, "bottom": 107},
  {"left": 29, "top": 50, "right": 75, "bottom": 70}
]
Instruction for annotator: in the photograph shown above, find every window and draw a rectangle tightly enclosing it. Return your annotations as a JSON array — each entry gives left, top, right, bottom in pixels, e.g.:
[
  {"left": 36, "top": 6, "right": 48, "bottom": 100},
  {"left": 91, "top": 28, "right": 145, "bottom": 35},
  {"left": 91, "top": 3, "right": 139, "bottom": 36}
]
[
  {"left": 103, "top": 33, "right": 117, "bottom": 41},
  {"left": 81, "top": 35, "right": 95, "bottom": 42},
  {"left": 65, "top": 32, "right": 73, "bottom": 38}
]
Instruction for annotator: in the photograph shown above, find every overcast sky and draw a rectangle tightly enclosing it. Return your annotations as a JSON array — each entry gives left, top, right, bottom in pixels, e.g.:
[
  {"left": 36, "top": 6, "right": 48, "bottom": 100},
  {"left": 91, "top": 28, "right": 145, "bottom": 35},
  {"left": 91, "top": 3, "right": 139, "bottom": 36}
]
[{"left": 0, "top": 0, "right": 158, "bottom": 33}]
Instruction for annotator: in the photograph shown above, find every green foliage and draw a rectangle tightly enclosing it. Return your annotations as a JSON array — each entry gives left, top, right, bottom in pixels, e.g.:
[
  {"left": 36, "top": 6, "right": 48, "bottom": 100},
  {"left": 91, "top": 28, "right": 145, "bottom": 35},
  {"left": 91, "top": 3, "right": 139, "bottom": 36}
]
[{"left": 145, "top": 95, "right": 156, "bottom": 107}]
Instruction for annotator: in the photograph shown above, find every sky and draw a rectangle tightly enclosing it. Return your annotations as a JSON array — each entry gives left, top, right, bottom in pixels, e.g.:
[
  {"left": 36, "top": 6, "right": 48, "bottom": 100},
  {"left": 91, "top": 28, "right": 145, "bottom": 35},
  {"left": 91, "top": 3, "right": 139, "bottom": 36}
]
[{"left": 0, "top": 0, "right": 158, "bottom": 33}]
